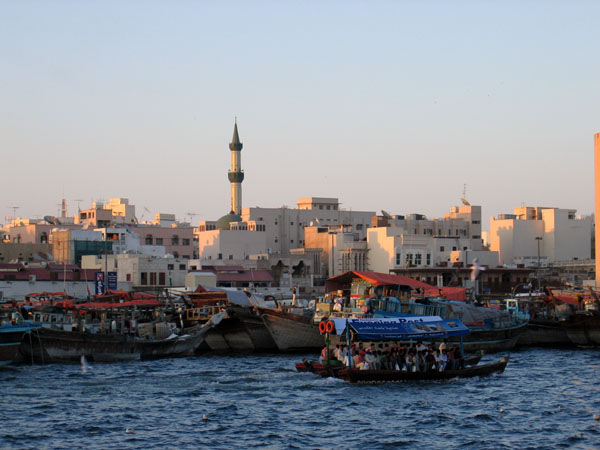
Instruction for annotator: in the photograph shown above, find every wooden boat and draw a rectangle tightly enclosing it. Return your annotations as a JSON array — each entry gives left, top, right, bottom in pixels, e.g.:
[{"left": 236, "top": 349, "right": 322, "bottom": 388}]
[
  {"left": 449, "top": 321, "right": 527, "bottom": 353},
  {"left": 227, "top": 305, "right": 278, "bottom": 351},
  {"left": 259, "top": 307, "right": 323, "bottom": 352},
  {"left": 19, "top": 311, "right": 226, "bottom": 363},
  {"left": 296, "top": 316, "right": 510, "bottom": 383},
  {"left": 336, "top": 356, "right": 510, "bottom": 383},
  {"left": 517, "top": 318, "right": 572, "bottom": 347},
  {"left": 561, "top": 313, "right": 600, "bottom": 347},
  {"left": 296, "top": 351, "right": 483, "bottom": 379},
  {"left": 0, "top": 322, "right": 42, "bottom": 366}
]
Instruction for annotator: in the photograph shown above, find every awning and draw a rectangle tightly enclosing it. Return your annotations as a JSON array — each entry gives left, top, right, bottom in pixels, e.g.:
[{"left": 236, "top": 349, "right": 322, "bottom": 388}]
[{"left": 329, "top": 316, "right": 470, "bottom": 341}]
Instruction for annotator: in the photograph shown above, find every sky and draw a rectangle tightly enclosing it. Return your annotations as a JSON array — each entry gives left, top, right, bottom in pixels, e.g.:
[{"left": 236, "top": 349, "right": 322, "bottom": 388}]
[{"left": 2, "top": 1, "right": 599, "bottom": 230}]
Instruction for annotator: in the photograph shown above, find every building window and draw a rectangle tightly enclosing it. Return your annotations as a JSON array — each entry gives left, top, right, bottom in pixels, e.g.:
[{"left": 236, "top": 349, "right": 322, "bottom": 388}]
[
  {"left": 415, "top": 254, "right": 422, "bottom": 265},
  {"left": 179, "top": 264, "right": 186, "bottom": 270},
  {"left": 440, "top": 246, "right": 445, "bottom": 252},
  {"left": 356, "top": 224, "right": 363, "bottom": 230},
  {"left": 218, "top": 253, "right": 222, "bottom": 259},
  {"left": 326, "top": 205, "right": 330, "bottom": 210},
  {"left": 290, "top": 222, "right": 294, "bottom": 226},
  {"left": 290, "top": 239, "right": 294, "bottom": 243},
  {"left": 167, "top": 264, "right": 174, "bottom": 270},
  {"left": 319, "top": 205, "right": 323, "bottom": 210},
  {"left": 145, "top": 235, "right": 153, "bottom": 245},
  {"left": 182, "top": 238, "right": 190, "bottom": 245},
  {"left": 173, "top": 252, "right": 179, "bottom": 258},
  {"left": 452, "top": 247, "right": 457, "bottom": 251},
  {"left": 150, "top": 273, "right": 157, "bottom": 285},
  {"left": 159, "top": 272, "right": 166, "bottom": 285},
  {"left": 405, "top": 253, "right": 413, "bottom": 266},
  {"left": 426, "top": 254, "right": 431, "bottom": 265},
  {"left": 126, "top": 274, "right": 131, "bottom": 281},
  {"left": 156, "top": 238, "right": 163, "bottom": 245},
  {"left": 172, "top": 235, "right": 179, "bottom": 246},
  {"left": 141, "top": 272, "right": 148, "bottom": 285},
  {"left": 396, "top": 253, "right": 401, "bottom": 265},
  {"left": 228, "top": 255, "right": 233, "bottom": 260}
]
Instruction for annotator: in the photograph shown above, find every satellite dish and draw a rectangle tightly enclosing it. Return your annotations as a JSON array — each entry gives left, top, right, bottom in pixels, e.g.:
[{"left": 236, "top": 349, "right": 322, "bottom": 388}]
[
  {"left": 44, "top": 216, "right": 61, "bottom": 225},
  {"left": 461, "top": 198, "right": 471, "bottom": 206},
  {"left": 381, "top": 210, "right": 392, "bottom": 218}
]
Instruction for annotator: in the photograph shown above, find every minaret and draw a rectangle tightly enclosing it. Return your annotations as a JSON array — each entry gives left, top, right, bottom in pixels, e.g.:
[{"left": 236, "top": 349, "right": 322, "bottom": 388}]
[{"left": 228, "top": 120, "right": 244, "bottom": 215}]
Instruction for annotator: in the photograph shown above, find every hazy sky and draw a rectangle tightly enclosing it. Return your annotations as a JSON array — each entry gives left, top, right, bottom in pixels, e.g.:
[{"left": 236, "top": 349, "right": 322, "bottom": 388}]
[{"left": 2, "top": 1, "right": 599, "bottom": 230}]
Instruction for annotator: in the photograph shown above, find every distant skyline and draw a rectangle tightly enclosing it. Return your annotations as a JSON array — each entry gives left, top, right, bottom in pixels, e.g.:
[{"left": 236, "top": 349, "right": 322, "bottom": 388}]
[{"left": 2, "top": 1, "right": 599, "bottom": 230}]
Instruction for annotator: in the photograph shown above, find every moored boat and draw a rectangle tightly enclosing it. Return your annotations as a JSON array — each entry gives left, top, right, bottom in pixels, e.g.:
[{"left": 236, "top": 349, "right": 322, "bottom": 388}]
[
  {"left": 19, "top": 310, "right": 226, "bottom": 363},
  {"left": 260, "top": 307, "right": 323, "bottom": 352},
  {"left": 0, "top": 313, "right": 42, "bottom": 366}
]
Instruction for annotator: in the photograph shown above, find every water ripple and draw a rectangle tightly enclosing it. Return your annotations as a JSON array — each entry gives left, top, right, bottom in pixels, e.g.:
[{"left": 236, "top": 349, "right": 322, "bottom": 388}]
[{"left": 1, "top": 349, "right": 599, "bottom": 449}]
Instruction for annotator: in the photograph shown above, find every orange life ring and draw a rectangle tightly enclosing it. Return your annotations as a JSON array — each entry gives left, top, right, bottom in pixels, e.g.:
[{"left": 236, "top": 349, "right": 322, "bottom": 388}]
[
  {"left": 319, "top": 321, "right": 327, "bottom": 334},
  {"left": 326, "top": 321, "right": 334, "bottom": 334}
]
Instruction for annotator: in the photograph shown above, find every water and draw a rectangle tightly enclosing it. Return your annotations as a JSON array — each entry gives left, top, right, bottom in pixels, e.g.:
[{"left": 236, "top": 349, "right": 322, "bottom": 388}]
[{"left": 1, "top": 348, "right": 600, "bottom": 449}]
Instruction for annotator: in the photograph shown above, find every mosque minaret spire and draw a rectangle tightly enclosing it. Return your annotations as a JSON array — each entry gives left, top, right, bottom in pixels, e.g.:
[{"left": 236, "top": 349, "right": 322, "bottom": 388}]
[{"left": 228, "top": 119, "right": 244, "bottom": 215}]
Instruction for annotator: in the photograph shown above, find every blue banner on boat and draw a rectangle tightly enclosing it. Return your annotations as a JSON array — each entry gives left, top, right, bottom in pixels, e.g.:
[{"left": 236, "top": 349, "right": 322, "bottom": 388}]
[{"left": 330, "top": 316, "right": 469, "bottom": 341}]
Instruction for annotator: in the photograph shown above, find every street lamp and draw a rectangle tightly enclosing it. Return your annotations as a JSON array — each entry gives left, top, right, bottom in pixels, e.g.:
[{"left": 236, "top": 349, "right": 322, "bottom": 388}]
[{"left": 535, "top": 237, "right": 543, "bottom": 291}]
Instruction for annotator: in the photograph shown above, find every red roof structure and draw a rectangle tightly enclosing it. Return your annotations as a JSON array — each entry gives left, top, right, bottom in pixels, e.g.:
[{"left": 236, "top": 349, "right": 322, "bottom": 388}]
[{"left": 325, "top": 270, "right": 466, "bottom": 302}]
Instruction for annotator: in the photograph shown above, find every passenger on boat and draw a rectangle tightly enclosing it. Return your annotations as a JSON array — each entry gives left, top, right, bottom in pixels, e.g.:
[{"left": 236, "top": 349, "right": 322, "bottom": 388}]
[
  {"left": 319, "top": 346, "right": 328, "bottom": 362},
  {"left": 354, "top": 350, "right": 366, "bottom": 370},
  {"left": 333, "top": 344, "right": 341, "bottom": 361},
  {"left": 364, "top": 348, "right": 376, "bottom": 369},
  {"left": 425, "top": 350, "right": 437, "bottom": 372},
  {"left": 438, "top": 349, "right": 448, "bottom": 371},
  {"left": 405, "top": 351, "right": 416, "bottom": 372},
  {"left": 439, "top": 339, "right": 447, "bottom": 353},
  {"left": 446, "top": 348, "right": 456, "bottom": 371}
]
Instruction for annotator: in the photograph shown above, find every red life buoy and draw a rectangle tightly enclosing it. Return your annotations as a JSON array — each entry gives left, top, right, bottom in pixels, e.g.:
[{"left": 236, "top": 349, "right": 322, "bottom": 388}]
[
  {"left": 319, "top": 321, "right": 327, "bottom": 334},
  {"left": 326, "top": 321, "right": 334, "bottom": 334}
]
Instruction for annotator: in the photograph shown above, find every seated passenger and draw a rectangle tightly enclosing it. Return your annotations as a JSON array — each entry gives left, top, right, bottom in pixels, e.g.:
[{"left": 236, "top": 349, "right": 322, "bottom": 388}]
[{"left": 438, "top": 349, "right": 448, "bottom": 371}]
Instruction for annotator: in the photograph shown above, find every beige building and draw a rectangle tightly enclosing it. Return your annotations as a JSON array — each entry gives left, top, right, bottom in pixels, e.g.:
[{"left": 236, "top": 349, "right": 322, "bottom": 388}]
[
  {"left": 489, "top": 206, "right": 593, "bottom": 266},
  {"left": 304, "top": 225, "right": 368, "bottom": 277},
  {"left": 366, "top": 204, "right": 492, "bottom": 274},
  {"left": 197, "top": 197, "right": 374, "bottom": 258},
  {"left": 198, "top": 229, "right": 267, "bottom": 261}
]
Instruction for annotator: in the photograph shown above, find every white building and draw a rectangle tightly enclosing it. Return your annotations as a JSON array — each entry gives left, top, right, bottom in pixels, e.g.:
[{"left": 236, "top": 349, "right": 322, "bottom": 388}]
[
  {"left": 489, "top": 206, "right": 593, "bottom": 266},
  {"left": 197, "top": 197, "right": 374, "bottom": 259},
  {"left": 367, "top": 205, "right": 494, "bottom": 274},
  {"left": 82, "top": 254, "right": 189, "bottom": 288}
]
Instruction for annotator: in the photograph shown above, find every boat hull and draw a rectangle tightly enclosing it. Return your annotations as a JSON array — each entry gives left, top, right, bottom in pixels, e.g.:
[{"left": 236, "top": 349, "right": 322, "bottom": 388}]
[
  {"left": 516, "top": 319, "right": 572, "bottom": 347},
  {"left": 1, "top": 324, "right": 42, "bottom": 365},
  {"left": 336, "top": 357, "right": 510, "bottom": 383},
  {"left": 562, "top": 314, "right": 600, "bottom": 347},
  {"left": 260, "top": 309, "right": 323, "bottom": 352},
  {"left": 19, "top": 325, "right": 211, "bottom": 363},
  {"left": 448, "top": 322, "right": 527, "bottom": 353}
]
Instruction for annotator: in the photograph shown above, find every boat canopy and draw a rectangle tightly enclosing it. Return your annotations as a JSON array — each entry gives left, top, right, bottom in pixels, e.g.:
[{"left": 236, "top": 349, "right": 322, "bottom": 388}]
[{"left": 329, "top": 316, "right": 470, "bottom": 341}]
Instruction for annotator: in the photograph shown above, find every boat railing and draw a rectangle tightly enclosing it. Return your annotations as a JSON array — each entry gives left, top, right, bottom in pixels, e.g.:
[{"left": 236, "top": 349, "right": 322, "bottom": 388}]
[{"left": 185, "top": 305, "right": 225, "bottom": 322}]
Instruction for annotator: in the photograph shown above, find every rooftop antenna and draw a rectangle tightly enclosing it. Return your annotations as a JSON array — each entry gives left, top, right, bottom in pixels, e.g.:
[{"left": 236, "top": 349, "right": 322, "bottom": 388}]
[
  {"left": 8, "top": 206, "right": 19, "bottom": 222},
  {"left": 461, "top": 184, "right": 471, "bottom": 206},
  {"left": 187, "top": 212, "right": 198, "bottom": 223},
  {"left": 74, "top": 199, "right": 84, "bottom": 212},
  {"left": 140, "top": 206, "right": 151, "bottom": 223}
]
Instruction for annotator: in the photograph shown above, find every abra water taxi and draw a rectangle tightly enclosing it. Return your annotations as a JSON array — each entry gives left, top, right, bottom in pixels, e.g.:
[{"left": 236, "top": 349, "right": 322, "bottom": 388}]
[{"left": 296, "top": 316, "right": 509, "bottom": 383}]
